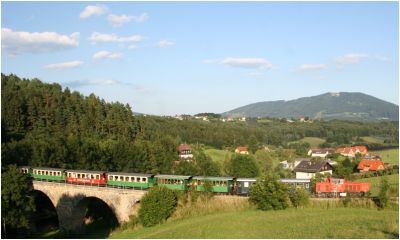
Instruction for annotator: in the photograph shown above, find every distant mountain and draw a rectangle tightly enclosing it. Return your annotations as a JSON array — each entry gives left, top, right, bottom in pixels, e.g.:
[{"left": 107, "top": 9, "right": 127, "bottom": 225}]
[{"left": 222, "top": 92, "right": 399, "bottom": 121}]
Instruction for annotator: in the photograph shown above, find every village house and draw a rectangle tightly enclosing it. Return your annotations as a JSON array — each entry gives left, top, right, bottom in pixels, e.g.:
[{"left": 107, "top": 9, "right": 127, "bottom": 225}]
[
  {"left": 357, "top": 159, "right": 385, "bottom": 172},
  {"left": 279, "top": 158, "right": 307, "bottom": 170},
  {"left": 336, "top": 145, "right": 368, "bottom": 158},
  {"left": 293, "top": 160, "right": 334, "bottom": 179},
  {"left": 307, "top": 148, "right": 335, "bottom": 158},
  {"left": 235, "top": 146, "right": 249, "bottom": 155},
  {"left": 178, "top": 144, "right": 193, "bottom": 160}
]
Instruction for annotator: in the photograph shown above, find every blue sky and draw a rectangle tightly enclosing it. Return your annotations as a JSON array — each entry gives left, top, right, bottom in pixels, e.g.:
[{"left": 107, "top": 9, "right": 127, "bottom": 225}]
[{"left": 2, "top": 2, "right": 398, "bottom": 115}]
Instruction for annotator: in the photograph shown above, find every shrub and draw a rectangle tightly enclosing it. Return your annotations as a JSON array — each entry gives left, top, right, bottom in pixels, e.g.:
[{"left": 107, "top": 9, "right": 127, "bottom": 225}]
[
  {"left": 249, "top": 173, "right": 289, "bottom": 211},
  {"left": 378, "top": 177, "right": 390, "bottom": 209},
  {"left": 138, "top": 187, "right": 177, "bottom": 227},
  {"left": 289, "top": 188, "right": 310, "bottom": 208}
]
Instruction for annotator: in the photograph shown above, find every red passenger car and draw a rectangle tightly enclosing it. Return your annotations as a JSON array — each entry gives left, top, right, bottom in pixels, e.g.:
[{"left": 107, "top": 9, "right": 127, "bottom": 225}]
[
  {"left": 316, "top": 177, "right": 370, "bottom": 197},
  {"left": 66, "top": 170, "right": 107, "bottom": 185}
]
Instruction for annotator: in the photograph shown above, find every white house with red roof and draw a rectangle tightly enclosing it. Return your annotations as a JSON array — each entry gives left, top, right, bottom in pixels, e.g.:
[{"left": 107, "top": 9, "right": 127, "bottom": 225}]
[
  {"left": 235, "top": 146, "right": 249, "bottom": 155},
  {"left": 178, "top": 144, "right": 193, "bottom": 160}
]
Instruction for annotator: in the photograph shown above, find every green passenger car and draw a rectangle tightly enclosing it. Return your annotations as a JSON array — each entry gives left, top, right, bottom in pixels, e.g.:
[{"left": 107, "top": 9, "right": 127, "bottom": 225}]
[
  {"left": 19, "top": 166, "right": 33, "bottom": 177},
  {"left": 192, "top": 176, "right": 234, "bottom": 193},
  {"left": 107, "top": 172, "right": 155, "bottom": 189},
  {"left": 155, "top": 175, "right": 192, "bottom": 190},
  {"left": 31, "top": 167, "right": 66, "bottom": 182}
]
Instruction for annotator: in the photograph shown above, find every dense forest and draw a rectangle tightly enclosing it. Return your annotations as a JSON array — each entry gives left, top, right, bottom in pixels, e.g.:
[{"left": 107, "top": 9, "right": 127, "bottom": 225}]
[{"left": 1, "top": 73, "right": 399, "bottom": 175}]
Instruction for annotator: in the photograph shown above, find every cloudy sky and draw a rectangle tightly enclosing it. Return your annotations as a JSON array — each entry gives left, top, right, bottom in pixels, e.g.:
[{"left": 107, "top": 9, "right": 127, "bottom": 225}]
[{"left": 2, "top": 2, "right": 398, "bottom": 115}]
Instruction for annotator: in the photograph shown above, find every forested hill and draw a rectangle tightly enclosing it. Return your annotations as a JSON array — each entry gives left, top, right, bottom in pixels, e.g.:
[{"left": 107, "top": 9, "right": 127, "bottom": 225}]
[{"left": 223, "top": 92, "right": 399, "bottom": 121}]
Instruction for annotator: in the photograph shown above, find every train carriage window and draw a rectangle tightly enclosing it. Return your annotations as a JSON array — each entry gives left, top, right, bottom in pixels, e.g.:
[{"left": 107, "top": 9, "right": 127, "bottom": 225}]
[
  {"left": 109, "top": 176, "right": 113, "bottom": 181},
  {"left": 125, "top": 177, "right": 129, "bottom": 182},
  {"left": 141, "top": 178, "right": 146, "bottom": 183},
  {"left": 96, "top": 175, "right": 99, "bottom": 180},
  {"left": 77, "top": 174, "right": 81, "bottom": 178},
  {"left": 130, "top": 177, "right": 134, "bottom": 182},
  {"left": 68, "top": 173, "right": 71, "bottom": 177},
  {"left": 46, "top": 171, "right": 49, "bottom": 175}
]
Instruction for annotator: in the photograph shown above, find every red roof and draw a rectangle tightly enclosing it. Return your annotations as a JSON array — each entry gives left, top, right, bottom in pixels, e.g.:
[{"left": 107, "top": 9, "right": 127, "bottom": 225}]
[
  {"left": 336, "top": 145, "right": 368, "bottom": 155},
  {"left": 236, "top": 147, "right": 248, "bottom": 152},
  {"left": 357, "top": 159, "right": 385, "bottom": 171},
  {"left": 178, "top": 144, "right": 192, "bottom": 152}
]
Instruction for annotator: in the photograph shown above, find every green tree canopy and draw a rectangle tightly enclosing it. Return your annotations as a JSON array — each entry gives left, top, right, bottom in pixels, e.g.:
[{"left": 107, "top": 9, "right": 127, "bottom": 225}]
[
  {"left": 229, "top": 154, "right": 260, "bottom": 178},
  {"left": 249, "top": 173, "right": 289, "bottom": 211},
  {"left": 1, "top": 165, "right": 35, "bottom": 229}
]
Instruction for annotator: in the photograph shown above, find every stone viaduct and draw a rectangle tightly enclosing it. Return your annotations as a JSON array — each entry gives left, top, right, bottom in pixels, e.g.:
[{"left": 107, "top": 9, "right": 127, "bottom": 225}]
[{"left": 32, "top": 181, "right": 146, "bottom": 233}]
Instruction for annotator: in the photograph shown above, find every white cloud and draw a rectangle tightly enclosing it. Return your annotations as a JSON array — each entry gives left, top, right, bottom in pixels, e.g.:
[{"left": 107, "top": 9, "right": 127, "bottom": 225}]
[
  {"left": 107, "top": 14, "right": 134, "bottom": 27},
  {"left": 65, "top": 79, "right": 119, "bottom": 88},
  {"left": 2, "top": 28, "right": 79, "bottom": 55},
  {"left": 133, "top": 13, "right": 149, "bottom": 23},
  {"left": 294, "top": 64, "right": 327, "bottom": 72},
  {"left": 222, "top": 57, "right": 272, "bottom": 69},
  {"left": 93, "top": 50, "right": 122, "bottom": 60},
  {"left": 157, "top": 40, "right": 175, "bottom": 48},
  {"left": 107, "top": 13, "right": 148, "bottom": 27},
  {"left": 80, "top": 5, "right": 107, "bottom": 19},
  {"left": 335, "top": 53, "right": 368, "bottom": 65},
  {"left": 89, "top": 32, "right": 143, "bottom": 43},
  {"left": 44, "top": 61, "right": 83, "bottom": 70}
]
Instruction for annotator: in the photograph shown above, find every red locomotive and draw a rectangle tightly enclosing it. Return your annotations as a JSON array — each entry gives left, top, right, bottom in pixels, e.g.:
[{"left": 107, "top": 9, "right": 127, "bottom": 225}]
[{"left": 316, "top": 177, "right": 370, "bottom": 197}]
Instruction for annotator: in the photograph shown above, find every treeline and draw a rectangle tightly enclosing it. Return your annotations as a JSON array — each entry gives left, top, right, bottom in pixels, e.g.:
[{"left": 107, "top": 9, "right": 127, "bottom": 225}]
[{"left": 1, "top": 74, "right": 398, "bottom": 175}]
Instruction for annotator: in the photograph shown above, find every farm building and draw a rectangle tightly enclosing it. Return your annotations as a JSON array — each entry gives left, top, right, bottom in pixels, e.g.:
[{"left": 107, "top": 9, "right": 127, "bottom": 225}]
[
  {"left": 235, "top": 146, "right": 249, "bottom": 155},
  {"left": 178, "top": 144, "right": 193, "bottom": 160},
  {"left": 336, "top": 145, "right": 368, "bottom": 158},
  {"left": 293, "top": 160, "right": 333, "bottom": 179},
  {"left": 357, "top": 159, "right": 385, "bottom": 172},
  {"left": 307, "top": 148, "right": 335, "bottom": 158}
]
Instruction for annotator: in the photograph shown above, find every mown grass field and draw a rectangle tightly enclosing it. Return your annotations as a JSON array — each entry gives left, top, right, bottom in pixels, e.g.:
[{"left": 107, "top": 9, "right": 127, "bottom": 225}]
[
  {"left": 361, "top": 136, "right": 385, "bottom": 144},
  {"left": 300, "top": 137, "right": 326, "bottom": 148},
  {"left": 205, "top": 149, "right": 231, "bottom": 162},
  {"left": 370, "top": 148, "right": 399, "bottom": 165},
  {"left": 355, "top": 174, "right": 399, "bottom": 197},
  {"left": 110, "top": 207, "right": 398, "bottom": 239}
]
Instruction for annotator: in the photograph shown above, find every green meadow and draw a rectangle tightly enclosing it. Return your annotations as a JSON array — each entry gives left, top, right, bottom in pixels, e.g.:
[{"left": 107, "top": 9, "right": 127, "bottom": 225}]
[
  {"left": 300, "top": 137, "right": 326, "bottom": 148},
  {"left": 110, "top": 207, "right": 398, "bottom": 239},
  {"left": 355, "top": 174, "right": 399, "bottom": 197},
  {"left": 370, "top": 148, "right": 399, "bottom": 165}
]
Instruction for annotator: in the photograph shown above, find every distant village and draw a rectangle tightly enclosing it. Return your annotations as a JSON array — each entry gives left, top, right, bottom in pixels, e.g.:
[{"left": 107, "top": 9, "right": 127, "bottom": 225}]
[
  {"left": 177, "top": 143, "right": 389, "bottom": 180},
  {"left": 172, "top": 113, "right": 313, "bottom": 123}
]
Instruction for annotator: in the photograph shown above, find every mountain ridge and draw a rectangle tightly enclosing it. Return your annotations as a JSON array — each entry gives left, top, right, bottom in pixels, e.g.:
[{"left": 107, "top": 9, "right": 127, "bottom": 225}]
[{"left": 222, "top": 92, "right": 399, "bottom": 121}]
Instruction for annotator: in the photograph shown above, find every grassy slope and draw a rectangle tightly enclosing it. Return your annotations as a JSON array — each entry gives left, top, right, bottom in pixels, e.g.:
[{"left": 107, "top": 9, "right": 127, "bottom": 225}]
[
  {"left": 300, "top": 137, "right": 326, "bottom": 148},
  {"left": 355, "top": 174, "right": 399, "bottom": 196},
  {"left": 111, "top": 208, "right": 398, "bottom": 239},
  {"left": 205, "top": 149, "right": 231, "bottom": 162},
  {"left": 369, "top": 148, "right": 399, "bottom": 165}
]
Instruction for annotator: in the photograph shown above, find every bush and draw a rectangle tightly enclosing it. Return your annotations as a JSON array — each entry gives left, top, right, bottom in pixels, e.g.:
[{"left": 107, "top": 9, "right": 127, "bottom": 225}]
[
  {"left": 378, "top": 177, "right": 390, "bottom": 209},
  {"left": 289, "top": 188, "right": 310, "bottom": 208},
  {"left": 249, "top": 173, "right": 289, "bottom": 211},
  {"left": 138, "top": 187, "right": 177, "bottom": 227}
]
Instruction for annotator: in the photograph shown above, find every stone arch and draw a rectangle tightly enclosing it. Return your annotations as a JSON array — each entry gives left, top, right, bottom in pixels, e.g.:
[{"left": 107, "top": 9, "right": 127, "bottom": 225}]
[
  {"left": 31, "top": 190, "right": 59, "bottom": 232},
  {"left": 60, "top": 195, "right": 119, "bottom": 234}
]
